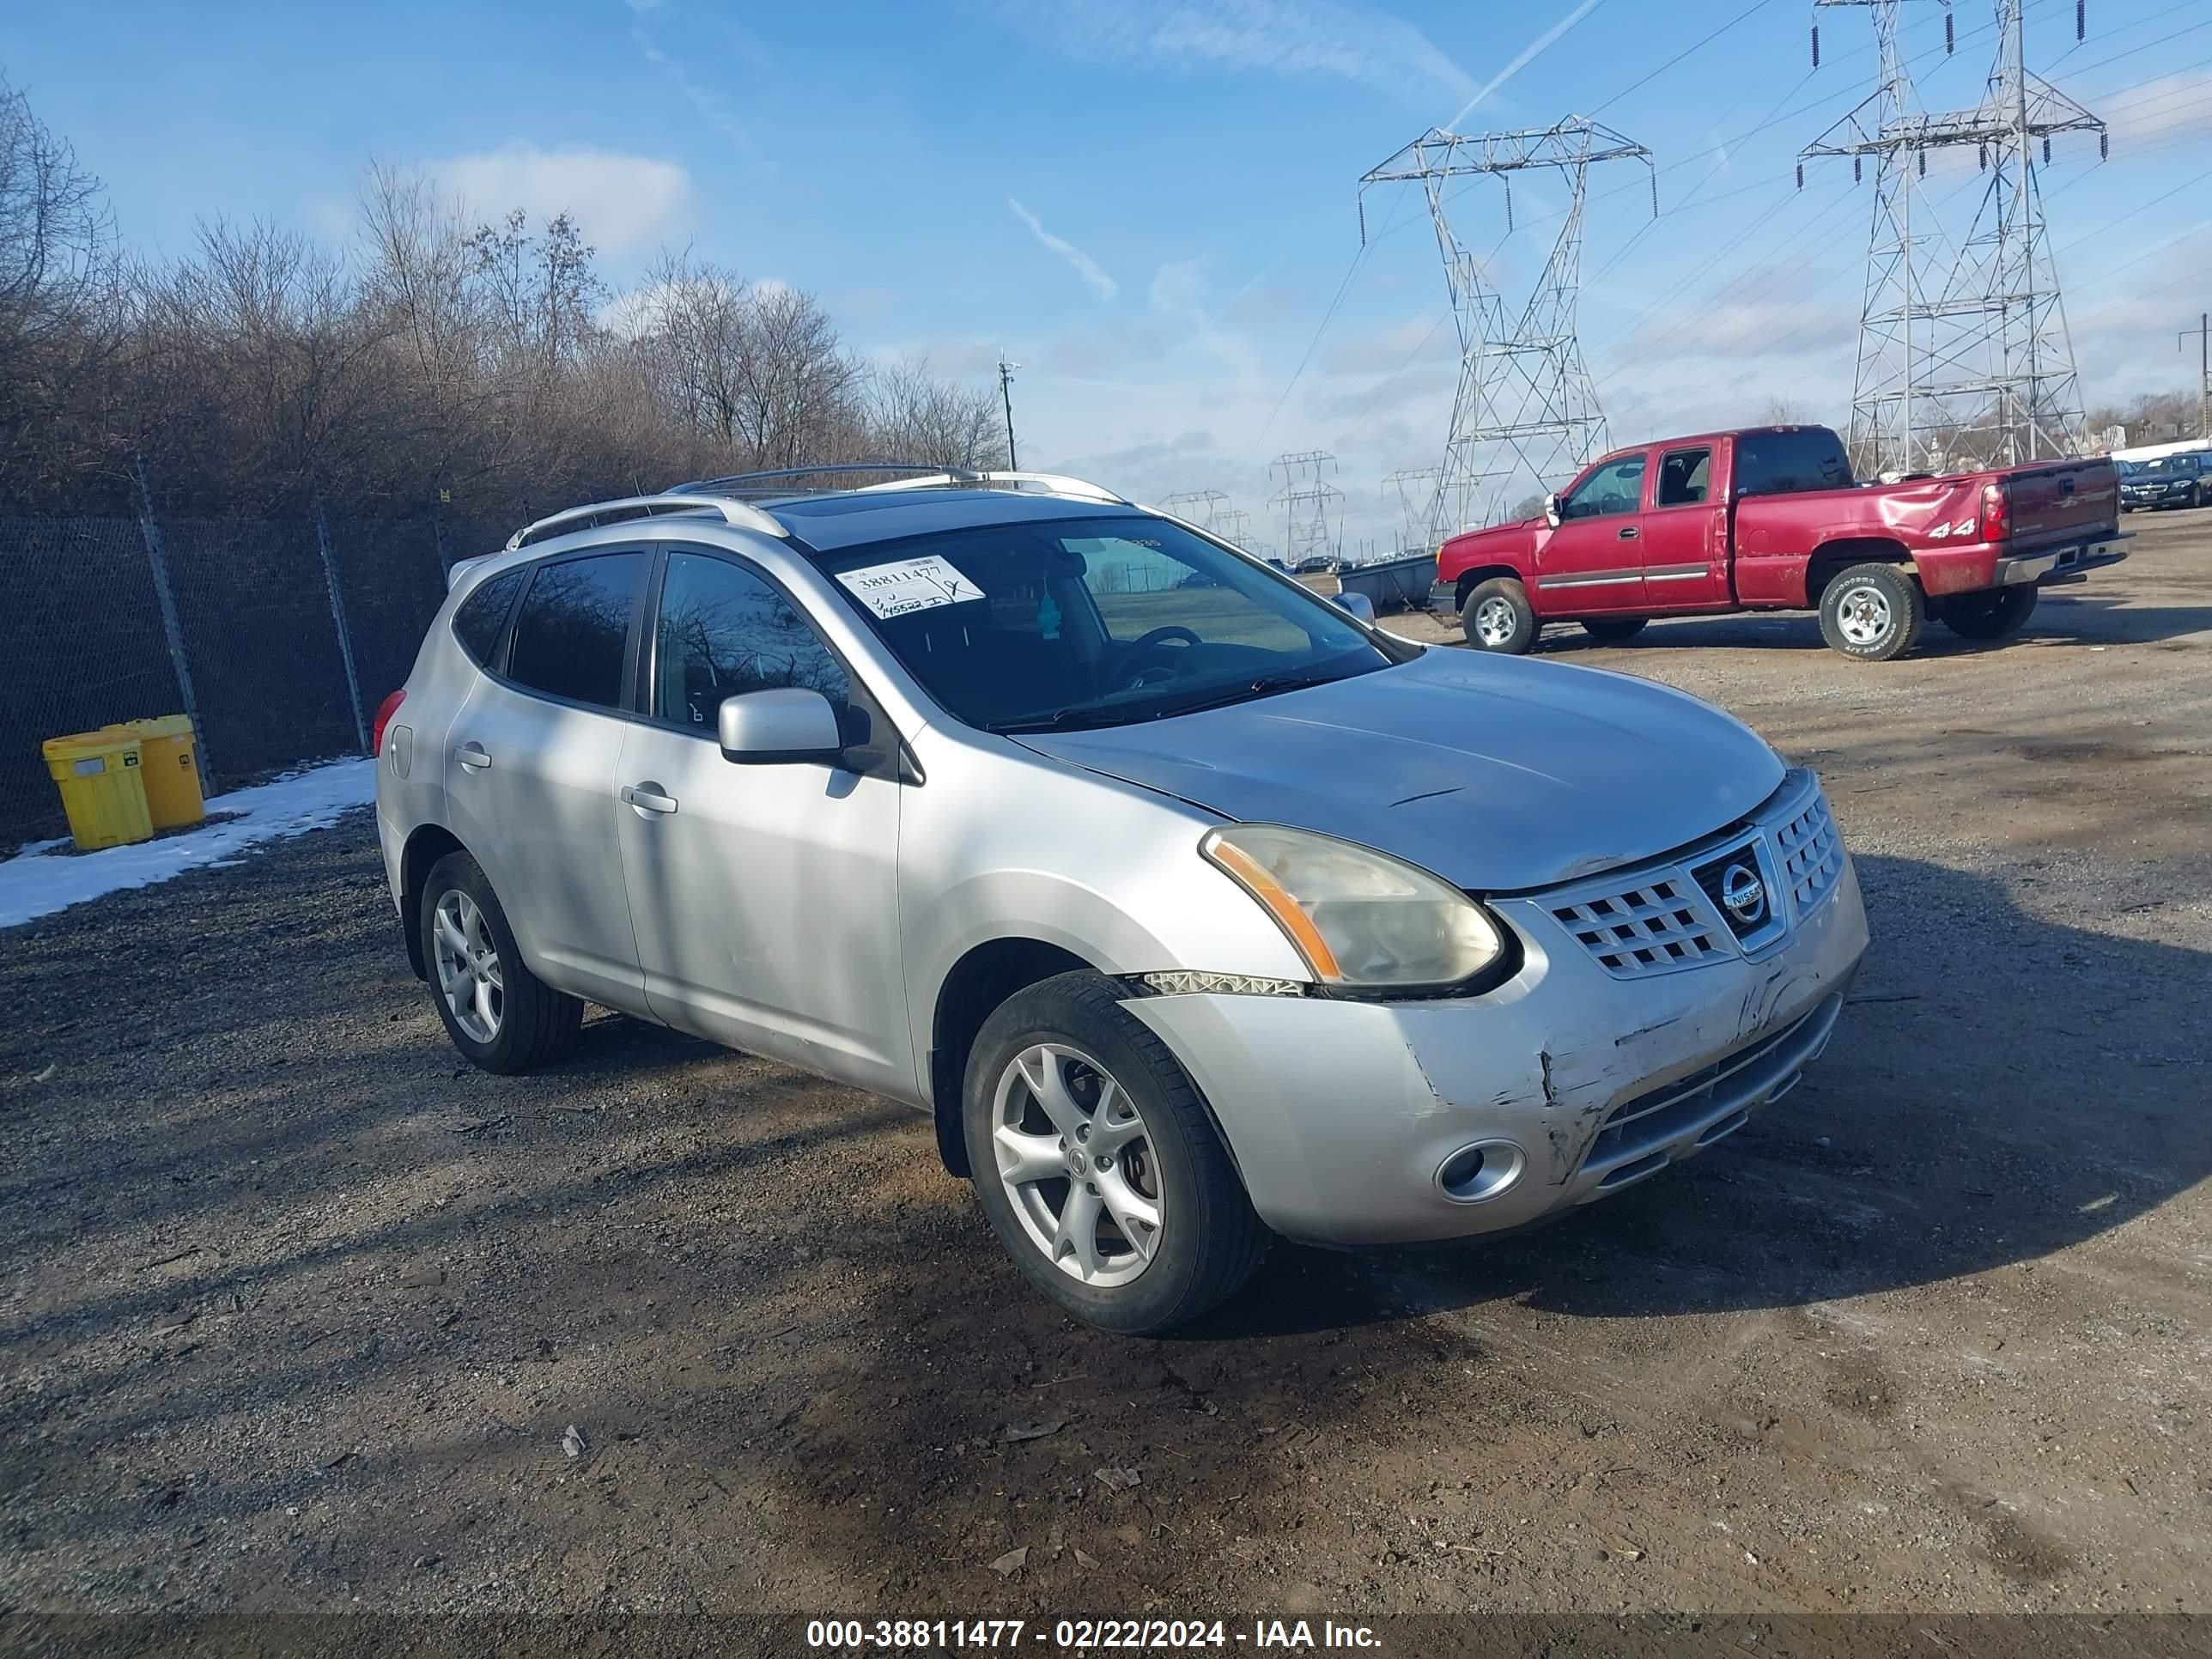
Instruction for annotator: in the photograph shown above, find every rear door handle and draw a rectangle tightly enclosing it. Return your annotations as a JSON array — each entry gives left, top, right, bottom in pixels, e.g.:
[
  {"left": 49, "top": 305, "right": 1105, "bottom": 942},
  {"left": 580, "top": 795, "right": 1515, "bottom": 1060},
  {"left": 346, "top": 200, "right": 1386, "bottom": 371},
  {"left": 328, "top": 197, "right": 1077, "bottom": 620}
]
[
  {"left": 454, "top": 741, "right": 491, "bottom": 771},
  {"left": 1617, "top": 525, "right": 1639, "bottom": 540},
  {"left": 621, "top": 782, "right": 678, "bottom": 816}
]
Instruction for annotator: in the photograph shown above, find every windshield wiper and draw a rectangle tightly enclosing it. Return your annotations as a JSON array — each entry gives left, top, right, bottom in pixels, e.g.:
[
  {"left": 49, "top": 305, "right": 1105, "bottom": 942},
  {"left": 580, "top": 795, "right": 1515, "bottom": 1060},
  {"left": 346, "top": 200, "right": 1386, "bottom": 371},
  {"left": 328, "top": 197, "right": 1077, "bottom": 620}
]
[{"left": 1146, "top": 671, "right": 1350, "bottom": 719}]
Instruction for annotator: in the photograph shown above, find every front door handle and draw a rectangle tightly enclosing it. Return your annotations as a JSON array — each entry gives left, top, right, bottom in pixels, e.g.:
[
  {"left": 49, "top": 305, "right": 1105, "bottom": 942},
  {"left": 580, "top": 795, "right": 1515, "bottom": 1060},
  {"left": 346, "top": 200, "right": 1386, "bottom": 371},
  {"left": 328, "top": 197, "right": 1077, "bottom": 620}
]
[
  {"left": 1617, "top": 525, "right": 1639, "bottom": 541},
  {"left": 621, "top": 782, "right": 678, "bottom": 816},
  {"left": 454, "top": 740, "right": 491, "bottom": 771}
]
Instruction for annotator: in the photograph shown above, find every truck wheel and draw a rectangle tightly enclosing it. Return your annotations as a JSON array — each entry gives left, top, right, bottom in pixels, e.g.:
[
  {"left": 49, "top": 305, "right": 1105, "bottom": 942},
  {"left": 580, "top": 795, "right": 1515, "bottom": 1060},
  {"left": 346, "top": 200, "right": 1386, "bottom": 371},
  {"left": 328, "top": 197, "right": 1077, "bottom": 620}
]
[
  {"left": 1461, "top": 578, "right": 1538, "bottom": 654},
  {"left": 1818, "top": 562, "right": 1924, "bottom": 662},
  {"left": 1940, "top": 585, "right": 2038, "bottom": 641},
  {"left": 421, "top": 851, "right": 584, "bottom": 1074},
  {"left": 1580, "top": 617, "right": 1648, "bottom": 643},
  {"left": 963, "top": 970, "right": 1270, "bottom": 1334}
]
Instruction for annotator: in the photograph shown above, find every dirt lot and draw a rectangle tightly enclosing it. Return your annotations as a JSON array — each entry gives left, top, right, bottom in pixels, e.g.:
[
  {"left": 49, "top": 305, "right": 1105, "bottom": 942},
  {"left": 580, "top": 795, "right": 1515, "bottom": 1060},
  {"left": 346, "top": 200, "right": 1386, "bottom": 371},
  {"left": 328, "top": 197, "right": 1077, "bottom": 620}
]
[{"left": 4, "top": 509, "right": 2210, "bottom": 1632}]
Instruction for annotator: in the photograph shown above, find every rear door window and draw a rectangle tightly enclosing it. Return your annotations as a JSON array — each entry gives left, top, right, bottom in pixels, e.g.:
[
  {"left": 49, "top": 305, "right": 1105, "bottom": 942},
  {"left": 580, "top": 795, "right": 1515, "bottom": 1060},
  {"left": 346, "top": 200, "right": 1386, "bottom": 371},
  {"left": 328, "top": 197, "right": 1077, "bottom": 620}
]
[
  {"left": 505, "top": 552, "right": 648, "bottom": 709},
  {"left": 451, "top": 569, "right": 525, "bottom": 667},
  {"left": 1656, "top": 447, "right": 1712, "bottom": 507}
]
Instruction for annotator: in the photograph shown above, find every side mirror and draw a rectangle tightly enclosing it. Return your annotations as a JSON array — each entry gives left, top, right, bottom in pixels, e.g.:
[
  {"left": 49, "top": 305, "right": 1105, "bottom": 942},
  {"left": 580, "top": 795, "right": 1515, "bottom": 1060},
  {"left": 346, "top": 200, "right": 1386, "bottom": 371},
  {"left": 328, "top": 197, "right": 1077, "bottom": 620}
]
[
  {"left": 717, "top": 688, "right": 844, "bottom": 765},
  {"left": 1331, "top": 590, "right": 1376, "bottom": 625},
  {"left": 1543, "top": 494, "right": 1563, "bottom": 528}
]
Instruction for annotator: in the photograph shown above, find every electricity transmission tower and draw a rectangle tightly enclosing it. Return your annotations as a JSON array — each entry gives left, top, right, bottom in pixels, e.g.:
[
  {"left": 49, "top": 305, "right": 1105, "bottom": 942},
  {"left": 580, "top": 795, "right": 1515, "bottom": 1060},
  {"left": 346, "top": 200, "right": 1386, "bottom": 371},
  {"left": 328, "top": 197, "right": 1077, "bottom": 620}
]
[
  {"left": 1269, "top": 452, "right": 1342, "bottom": 565},
  {"left": 1802, "top": 0, "right": 2106, "bottom": 472},
  {"left": 1159, "top": 489, "right": 1229, "bottom": 529},
  {"left": 1383, "top": 467, "right": 1446, "bottom": 553},
  {"left": 1359, "top": 118, "right": 1655, "bottom": 532}
]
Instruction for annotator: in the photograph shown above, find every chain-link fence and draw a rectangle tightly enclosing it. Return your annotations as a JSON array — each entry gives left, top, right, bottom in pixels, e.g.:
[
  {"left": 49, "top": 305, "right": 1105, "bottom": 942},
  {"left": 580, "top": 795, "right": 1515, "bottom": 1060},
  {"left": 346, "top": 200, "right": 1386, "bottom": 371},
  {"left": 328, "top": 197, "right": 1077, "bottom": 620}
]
[{"left": 1, "top": 501, "right": 504, "bottom": 848}]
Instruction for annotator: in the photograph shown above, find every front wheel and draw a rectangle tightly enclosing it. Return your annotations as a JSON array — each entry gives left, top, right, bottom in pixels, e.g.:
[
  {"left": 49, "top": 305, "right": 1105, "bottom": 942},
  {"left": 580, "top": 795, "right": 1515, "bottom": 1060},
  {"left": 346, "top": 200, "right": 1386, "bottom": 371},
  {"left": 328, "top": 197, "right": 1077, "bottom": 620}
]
[
  {"left": 1461, "top": 577, "right": 1539, "bottom": 654},
  {"left": 1818, "top": 562, "right": 1925, "bottom": 662},
  {"left": 963, "top": 971, "right": 1269, "bottom": 1334},
  {"left": 1940, "top": 584, "right": 2038, "bottom": 641}
]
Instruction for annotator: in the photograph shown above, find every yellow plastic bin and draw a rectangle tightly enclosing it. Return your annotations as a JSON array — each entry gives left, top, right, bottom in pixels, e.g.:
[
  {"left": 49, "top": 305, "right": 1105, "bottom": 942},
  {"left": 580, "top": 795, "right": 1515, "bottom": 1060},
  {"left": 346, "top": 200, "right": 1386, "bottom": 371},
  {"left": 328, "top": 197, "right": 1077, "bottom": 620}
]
[
  {"left": 101, "top": 714, "right": 205, "bottom": 830},
  {"left": 41, "top": 730, "right": 154, "bottom": 851}
]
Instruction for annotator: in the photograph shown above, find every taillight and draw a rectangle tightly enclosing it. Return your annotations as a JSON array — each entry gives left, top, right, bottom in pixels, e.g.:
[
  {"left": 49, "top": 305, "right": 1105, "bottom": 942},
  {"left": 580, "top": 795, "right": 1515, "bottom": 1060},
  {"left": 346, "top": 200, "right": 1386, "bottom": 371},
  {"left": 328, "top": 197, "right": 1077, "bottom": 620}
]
[
  {"left": 1980, "top": 480, "right": 2009, "bottom": 541},
  {"left": 371, "top": 689, "right": 406, "bottom": 757}
]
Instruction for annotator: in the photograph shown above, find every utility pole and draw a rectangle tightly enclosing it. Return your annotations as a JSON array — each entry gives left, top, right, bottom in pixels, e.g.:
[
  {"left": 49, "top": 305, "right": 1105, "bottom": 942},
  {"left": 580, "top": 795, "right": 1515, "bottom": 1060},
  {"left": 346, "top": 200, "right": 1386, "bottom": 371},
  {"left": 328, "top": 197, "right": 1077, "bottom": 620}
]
[
  {"left": 997, "top": 356, "right": 1020, "bottom": 470},
  {"left": 2186, "top": 313, "right": 2210, "bottom": 441}
]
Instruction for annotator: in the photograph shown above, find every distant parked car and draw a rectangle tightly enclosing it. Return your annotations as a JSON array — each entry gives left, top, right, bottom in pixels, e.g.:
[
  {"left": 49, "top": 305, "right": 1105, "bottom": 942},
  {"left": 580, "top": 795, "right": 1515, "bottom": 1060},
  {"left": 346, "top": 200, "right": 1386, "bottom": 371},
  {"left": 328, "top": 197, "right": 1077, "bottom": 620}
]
[
  {"left": 2119, "top": 453, "right": 2209, "bottom": 513},
  {"left": 374, "top": 468, "right": 1868, "bottom": 1334}
]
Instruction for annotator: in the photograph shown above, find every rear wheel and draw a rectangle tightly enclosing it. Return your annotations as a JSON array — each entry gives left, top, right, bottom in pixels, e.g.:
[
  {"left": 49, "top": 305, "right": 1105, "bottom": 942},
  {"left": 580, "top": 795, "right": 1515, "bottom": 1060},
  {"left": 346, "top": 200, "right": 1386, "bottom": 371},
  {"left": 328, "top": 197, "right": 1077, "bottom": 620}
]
[
  {"left": 1818, "top": 562, "right": 1924, "bottom": 662},
  {"left": 420, "top": 852, "right": 583, "bottom": 1074},
  {"left": 1579, "top": 617, "right": 1648, "bottom": 644},
  {"left": 1461, "top": 577, "right": 1539, "bottom": 654},
  {"left": 963, "top": 971, "right": 1269, "bottom": 1334},
  {"left": 1940, "top": 584, "right": 2038, "bottom": 641}
]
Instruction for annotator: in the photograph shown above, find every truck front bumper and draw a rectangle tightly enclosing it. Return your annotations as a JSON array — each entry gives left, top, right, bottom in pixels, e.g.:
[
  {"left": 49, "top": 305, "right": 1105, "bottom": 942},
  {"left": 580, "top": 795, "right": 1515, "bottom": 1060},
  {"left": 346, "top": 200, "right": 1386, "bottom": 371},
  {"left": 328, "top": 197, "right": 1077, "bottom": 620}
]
[{"left": 1124, "top": 780, "right": 1871, "bottom": 1246}]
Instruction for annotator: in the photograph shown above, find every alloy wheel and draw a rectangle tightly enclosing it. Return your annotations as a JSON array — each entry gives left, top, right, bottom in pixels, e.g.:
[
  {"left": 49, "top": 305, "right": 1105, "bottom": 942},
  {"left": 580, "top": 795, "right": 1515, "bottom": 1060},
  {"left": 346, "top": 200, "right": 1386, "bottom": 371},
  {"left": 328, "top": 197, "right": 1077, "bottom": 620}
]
[
  {"left": 991, "top": 1042, "right": 1162, "bottom": 1287},
  {"left": 433, "top": 889, "right": 504, "bottom": 1043}
]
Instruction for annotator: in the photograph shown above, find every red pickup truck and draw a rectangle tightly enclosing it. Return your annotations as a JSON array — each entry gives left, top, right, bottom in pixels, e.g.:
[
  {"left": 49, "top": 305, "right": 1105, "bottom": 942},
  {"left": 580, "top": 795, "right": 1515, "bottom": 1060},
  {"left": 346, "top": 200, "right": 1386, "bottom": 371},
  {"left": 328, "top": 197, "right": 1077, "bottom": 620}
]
[{"left": 1430, "top": 425, "right": 2128, "bottom": 661}]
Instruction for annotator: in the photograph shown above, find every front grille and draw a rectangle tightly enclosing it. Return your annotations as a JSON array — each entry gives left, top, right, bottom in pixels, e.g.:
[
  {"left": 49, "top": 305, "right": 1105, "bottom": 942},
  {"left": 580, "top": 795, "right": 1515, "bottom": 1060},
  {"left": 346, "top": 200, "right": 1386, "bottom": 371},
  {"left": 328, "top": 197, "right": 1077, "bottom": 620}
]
[
  {"left": 1773, "top": 791, "right": 1844, "bottom": 915},
  {"left": 1548, "top": 877, "right": 1727, "bottom": 977}
]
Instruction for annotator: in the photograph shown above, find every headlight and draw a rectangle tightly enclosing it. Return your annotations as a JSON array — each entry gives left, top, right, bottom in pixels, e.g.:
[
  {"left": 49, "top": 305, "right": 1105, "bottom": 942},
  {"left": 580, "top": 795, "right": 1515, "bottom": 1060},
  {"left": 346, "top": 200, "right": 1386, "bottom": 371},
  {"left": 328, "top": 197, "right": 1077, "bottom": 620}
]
[{"left": 1200, "top": 823, "right": 1507, "bottom": 991}]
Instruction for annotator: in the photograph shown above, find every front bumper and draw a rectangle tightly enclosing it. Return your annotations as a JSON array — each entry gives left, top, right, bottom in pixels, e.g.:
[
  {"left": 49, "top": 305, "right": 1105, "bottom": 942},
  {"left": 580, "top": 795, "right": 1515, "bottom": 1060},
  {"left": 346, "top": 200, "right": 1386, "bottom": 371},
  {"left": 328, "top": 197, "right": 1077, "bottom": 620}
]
[{"left": 1124, "top": 775, "right": 1870, "bottom": 1245}]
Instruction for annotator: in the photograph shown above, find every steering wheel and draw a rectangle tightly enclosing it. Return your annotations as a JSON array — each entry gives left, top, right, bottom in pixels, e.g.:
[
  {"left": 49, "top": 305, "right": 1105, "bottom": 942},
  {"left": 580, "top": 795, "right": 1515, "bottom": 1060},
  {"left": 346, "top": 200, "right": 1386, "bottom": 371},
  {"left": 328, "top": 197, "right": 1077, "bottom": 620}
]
[{"left": 1107, "top": 625, "right": 1202, "bottom": 686}]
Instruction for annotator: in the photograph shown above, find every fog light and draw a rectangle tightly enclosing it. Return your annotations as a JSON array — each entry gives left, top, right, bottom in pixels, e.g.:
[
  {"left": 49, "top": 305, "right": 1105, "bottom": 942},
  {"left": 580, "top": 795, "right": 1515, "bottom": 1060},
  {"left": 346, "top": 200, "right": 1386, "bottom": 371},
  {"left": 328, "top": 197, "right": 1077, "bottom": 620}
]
[{"left": 1436, "top": 1139, "right": 1526, "bottom": 1203}]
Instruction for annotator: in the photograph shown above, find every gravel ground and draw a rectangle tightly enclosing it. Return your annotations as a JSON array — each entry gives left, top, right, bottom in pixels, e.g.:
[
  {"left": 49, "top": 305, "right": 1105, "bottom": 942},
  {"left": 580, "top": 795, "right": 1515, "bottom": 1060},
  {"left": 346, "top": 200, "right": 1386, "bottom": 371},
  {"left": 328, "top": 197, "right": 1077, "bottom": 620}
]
[{"left": 3, "top": 510, "right": 2209, "bottom": 1629}]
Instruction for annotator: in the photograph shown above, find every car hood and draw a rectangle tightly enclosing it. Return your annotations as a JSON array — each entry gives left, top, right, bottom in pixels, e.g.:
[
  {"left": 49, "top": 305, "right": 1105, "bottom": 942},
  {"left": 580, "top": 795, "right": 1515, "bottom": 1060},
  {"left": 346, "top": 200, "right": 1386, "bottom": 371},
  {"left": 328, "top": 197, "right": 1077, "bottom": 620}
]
[{"left": 1014, "top": 650, "right": 1786, "bottom": 891}]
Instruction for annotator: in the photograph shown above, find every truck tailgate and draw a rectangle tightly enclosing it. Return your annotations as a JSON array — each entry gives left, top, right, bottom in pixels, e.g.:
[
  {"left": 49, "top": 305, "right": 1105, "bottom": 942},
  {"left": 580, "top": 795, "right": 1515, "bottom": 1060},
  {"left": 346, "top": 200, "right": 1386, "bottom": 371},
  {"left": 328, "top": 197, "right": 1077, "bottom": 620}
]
[{"left": 2003, "top": 459, "right": 2118, "bottom": 548}]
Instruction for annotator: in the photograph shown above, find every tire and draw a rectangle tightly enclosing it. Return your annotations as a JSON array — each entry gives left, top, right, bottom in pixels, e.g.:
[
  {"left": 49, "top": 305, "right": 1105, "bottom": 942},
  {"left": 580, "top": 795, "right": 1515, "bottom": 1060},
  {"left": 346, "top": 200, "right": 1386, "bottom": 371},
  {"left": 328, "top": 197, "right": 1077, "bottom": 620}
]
[
  {"left": 420, "top": 851, "right": 583, "bottom": 1074},
  {"left": 1817, "top": 562, "right": 1925, "bottom": 662},
  {"left": 963, "top": 970, "right": 1270, "bottom": 1334},
  {"left": 1940, "top": 584, "right": 2038, "bottom": 641},
  {"left": 1579, "top": 617, "right": 1648, "bottom": 644},
  {"left": 1460, "top": 577, "right": 1539, "bottom": 654}
]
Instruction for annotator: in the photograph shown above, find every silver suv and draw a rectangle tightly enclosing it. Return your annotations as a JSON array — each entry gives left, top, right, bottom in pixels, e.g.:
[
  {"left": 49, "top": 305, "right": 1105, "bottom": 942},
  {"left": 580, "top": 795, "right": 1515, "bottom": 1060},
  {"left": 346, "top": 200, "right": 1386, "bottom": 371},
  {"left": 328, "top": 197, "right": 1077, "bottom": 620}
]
[{"left": 374, "top": 469, "right": 1869, "bottom": 1333}]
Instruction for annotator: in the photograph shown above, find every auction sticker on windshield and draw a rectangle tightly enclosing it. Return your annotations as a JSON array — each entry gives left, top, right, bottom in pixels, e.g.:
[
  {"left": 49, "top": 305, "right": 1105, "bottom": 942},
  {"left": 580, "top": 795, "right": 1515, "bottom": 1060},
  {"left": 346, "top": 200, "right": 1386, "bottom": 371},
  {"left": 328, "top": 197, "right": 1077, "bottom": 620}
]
[{"left": 837, "top": 555, "right": 985, "bottom": 619}]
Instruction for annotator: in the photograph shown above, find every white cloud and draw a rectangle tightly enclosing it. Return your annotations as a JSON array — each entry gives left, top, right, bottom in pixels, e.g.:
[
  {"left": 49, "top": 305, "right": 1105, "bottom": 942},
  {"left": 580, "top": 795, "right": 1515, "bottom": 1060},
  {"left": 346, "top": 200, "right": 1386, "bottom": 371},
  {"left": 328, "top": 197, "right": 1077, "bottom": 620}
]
[
  {"left": 1008, "top": 198, "right": 1119, "bottom": 301},
  {"left": 2102, "top": 68, "right": 2212, "bottom": 150},
  {"left": 633, "top": 28, "right": 759, "bottom": 161},
  {"left": 429, "top": 143, "right": 693, "bottom": 257},
  {"left": 994, "top": 0, "right": 1474, "bottom": 105}
]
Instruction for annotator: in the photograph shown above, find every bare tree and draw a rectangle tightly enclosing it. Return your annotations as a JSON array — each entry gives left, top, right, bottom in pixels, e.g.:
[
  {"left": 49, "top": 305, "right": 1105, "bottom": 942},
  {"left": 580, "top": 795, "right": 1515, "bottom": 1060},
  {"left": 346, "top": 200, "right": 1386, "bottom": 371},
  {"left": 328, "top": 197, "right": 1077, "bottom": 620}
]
[
  {"left": 866, "top": 353, "right": 1000, "bottom": 467},
  {"left": 0, "top": 71, "right": 124, "bottom": 506}
]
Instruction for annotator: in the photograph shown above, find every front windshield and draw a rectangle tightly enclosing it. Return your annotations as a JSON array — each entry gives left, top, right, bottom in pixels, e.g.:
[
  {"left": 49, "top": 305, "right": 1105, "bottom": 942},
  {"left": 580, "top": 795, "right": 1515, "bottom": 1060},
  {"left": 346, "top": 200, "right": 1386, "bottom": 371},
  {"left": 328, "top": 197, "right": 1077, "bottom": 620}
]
[
  {"left": 2132, "top": 457, "right": 2197, "bottom": 476},
  {"left": 817, "top": 514, "right": 1400, "bottom": 733}
]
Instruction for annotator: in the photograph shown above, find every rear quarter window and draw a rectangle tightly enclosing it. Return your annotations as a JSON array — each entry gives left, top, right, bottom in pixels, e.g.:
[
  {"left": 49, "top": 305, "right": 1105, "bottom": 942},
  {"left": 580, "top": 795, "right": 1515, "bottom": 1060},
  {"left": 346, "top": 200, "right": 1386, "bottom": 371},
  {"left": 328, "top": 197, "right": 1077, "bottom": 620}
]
[
  {"left": 1735, "top": 430, "right": 1854, "bottom": 495},
  {"left": 451, "top": 569, "right": 525, "bottom": 667}
]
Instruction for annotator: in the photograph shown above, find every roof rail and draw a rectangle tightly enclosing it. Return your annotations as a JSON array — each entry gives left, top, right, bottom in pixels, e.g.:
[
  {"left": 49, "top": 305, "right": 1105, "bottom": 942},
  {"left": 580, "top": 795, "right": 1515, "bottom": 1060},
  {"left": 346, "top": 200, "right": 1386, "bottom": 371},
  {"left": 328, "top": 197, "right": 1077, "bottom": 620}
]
[
  {"left": 665, "top": 463, "right": 981, "bottom": 498},
  {"left": 856, "top": 470, "right": 1126, "bottom": 505},
  {"left": 505, "top": 494, "right": 789, "bottom": 551}
]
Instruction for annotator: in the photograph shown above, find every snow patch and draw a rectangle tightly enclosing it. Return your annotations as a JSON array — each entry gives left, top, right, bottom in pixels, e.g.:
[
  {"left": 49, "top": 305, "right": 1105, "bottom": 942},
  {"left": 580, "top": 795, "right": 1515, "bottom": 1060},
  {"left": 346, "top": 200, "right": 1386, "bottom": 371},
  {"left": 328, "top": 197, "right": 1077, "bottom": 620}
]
[{"left": 1, "top": 759, "right": 377, "bottom": 930}]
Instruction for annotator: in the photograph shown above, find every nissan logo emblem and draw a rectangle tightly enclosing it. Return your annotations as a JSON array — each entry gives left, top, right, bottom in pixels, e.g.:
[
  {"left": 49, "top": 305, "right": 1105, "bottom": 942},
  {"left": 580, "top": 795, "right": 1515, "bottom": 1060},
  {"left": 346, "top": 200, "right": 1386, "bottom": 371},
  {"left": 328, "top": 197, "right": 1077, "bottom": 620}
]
[{"left": 1721, "top": 862, "right": 1767, "bottom": 926}]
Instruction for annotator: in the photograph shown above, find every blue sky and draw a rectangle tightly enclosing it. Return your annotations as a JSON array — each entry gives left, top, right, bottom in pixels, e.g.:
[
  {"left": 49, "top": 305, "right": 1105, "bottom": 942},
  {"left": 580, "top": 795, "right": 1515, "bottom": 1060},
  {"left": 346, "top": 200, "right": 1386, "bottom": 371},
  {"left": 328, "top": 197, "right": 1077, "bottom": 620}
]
[{"left": 5, "top": 0, "right": 2208, "bottom": 548}]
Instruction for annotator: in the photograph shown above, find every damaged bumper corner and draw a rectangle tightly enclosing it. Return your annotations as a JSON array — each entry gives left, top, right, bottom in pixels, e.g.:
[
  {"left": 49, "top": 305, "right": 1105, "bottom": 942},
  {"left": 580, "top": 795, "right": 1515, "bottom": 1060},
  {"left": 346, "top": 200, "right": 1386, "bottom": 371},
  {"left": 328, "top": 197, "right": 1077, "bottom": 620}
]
[{"left": 1121, "top": 851, "right": 1870, "bottom": 1248}]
